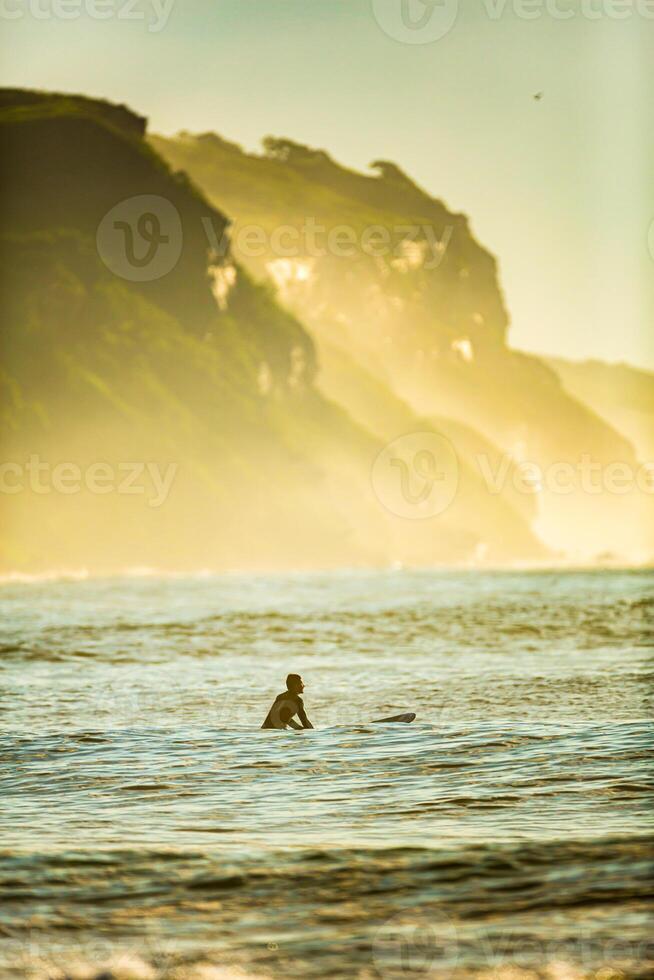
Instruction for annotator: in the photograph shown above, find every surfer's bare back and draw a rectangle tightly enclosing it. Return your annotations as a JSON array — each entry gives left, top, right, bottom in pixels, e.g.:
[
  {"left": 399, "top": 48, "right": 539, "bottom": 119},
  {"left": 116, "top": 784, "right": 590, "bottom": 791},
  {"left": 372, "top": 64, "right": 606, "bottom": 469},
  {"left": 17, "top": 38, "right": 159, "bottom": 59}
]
[{"left": 261, "top": 674, "right": 314, "bottom": 730}]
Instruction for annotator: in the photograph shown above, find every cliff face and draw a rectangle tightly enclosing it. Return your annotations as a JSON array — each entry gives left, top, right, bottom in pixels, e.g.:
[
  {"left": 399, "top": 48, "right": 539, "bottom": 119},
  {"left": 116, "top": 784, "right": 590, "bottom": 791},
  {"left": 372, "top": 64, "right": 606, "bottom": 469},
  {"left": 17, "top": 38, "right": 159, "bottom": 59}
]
[
  {"left": 149, "top": 132, "right": 624, "bottom": 458},
  {"left": 0, "top": 90, "right": 546, "bottom": 572},
  {"left": 152, "top": 131, "right": 653, "bottom": 562},
  {"left": 547, "top": 357, "right": 654, "bottom": 461}
]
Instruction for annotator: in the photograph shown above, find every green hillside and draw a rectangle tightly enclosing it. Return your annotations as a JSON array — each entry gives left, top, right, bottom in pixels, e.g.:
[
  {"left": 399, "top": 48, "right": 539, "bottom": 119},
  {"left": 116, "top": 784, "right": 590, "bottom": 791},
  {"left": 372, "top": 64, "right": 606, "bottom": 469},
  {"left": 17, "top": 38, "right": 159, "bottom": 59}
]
[{"left": 0, "top": 89, "right": 547, "bottom": 571}]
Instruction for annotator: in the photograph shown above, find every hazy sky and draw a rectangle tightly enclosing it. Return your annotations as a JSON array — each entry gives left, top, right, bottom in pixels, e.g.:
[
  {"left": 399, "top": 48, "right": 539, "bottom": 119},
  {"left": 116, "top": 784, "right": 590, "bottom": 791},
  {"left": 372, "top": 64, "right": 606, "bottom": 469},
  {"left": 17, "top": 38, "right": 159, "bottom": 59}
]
[{"left": 3, "top": 0, "right": 653, "bottom": 368}]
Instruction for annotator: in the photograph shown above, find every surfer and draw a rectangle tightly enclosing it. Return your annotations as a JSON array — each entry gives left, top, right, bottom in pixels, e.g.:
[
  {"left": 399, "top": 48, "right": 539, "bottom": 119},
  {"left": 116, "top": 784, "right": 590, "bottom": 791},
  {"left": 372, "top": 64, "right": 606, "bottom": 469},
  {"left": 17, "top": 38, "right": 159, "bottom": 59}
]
[{"left": 261, "top": 674, "right": 314, "bottom": 730}]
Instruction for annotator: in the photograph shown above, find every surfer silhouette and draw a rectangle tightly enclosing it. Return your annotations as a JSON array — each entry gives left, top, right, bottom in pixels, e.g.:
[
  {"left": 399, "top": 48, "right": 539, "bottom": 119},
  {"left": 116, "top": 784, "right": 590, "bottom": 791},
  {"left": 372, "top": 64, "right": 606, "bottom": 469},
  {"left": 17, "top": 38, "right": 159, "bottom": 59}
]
[{"left": 261, "top": 674, "right": 314, "bottom": 730}]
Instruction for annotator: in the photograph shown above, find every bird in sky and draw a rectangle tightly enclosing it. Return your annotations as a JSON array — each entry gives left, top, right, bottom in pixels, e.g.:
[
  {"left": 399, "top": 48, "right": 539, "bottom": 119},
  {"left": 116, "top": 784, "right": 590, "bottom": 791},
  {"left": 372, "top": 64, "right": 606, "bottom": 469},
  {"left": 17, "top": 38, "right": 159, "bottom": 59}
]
[{"left": 533, "top": 92, "right": 544, "bottom": 101}]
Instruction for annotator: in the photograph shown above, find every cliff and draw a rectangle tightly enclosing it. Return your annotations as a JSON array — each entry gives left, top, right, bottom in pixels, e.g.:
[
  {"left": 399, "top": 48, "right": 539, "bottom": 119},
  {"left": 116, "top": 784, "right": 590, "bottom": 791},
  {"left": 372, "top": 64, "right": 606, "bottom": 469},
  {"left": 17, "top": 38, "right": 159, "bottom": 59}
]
[
  {"left": 152, "top": 130, "right": 652, "bottom": 562},
  {"left": 0, "top": 89, "right": 546, "bottom": 571}
]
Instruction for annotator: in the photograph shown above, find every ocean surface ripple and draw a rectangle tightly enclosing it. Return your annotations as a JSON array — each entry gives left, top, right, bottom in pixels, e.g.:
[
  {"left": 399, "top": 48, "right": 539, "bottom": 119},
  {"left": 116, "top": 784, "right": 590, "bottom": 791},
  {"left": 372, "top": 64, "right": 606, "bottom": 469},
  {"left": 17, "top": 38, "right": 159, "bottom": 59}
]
[{"left": 1, "top": 569, "right": 652, "bottom": 979}]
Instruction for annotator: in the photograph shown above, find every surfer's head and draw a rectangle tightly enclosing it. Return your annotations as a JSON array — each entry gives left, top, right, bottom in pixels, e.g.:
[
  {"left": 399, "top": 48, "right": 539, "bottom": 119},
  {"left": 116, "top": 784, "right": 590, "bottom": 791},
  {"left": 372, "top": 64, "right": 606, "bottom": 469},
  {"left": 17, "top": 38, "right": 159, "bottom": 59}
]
[{"left": 286, "top": 673, "right": 304, "bottom": 694}]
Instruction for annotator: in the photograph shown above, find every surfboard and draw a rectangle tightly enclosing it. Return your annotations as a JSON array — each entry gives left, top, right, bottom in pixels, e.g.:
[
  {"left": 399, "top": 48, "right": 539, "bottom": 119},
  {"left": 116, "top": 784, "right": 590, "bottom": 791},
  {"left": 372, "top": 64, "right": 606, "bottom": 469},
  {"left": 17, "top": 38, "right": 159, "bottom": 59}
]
[{"left": 371, "top": 712, "right": 416, "bottom": 724}]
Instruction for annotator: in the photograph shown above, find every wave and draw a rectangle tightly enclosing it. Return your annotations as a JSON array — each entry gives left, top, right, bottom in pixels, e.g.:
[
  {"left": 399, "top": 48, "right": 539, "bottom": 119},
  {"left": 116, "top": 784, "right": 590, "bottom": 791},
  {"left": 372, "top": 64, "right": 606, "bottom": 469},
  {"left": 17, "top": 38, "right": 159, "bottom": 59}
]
[
  {"left": 1, "top": 838, "right": 652, "bottom": 979},
  {"left": 2, "top": 836, "right": 652, "bottom": 917}
]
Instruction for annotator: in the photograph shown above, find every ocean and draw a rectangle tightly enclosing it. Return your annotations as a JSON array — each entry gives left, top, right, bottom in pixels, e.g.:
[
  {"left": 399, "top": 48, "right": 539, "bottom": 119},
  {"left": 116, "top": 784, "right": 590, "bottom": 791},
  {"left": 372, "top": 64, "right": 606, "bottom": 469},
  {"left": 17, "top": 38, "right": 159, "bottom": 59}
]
[{"left": 1, "top": 568, "right": 652, "bottom": 979}]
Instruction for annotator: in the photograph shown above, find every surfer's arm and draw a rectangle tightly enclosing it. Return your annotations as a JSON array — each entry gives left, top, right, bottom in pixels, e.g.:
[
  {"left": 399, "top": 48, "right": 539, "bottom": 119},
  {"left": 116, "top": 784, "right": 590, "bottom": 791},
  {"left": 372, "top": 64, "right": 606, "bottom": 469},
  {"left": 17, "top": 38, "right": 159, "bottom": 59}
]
[
  {"left": 277, "top": 704, "right": 304, "bottom": 730},
  {"left": 297, "top": 702, "right": 314, "bottom": 729}
]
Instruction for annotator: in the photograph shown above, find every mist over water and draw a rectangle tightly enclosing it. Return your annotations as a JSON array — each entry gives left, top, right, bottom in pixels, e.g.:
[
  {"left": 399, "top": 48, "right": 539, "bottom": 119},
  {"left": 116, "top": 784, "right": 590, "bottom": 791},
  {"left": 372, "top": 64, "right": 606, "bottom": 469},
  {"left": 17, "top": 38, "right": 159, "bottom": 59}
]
[{"left": 1, "top": 569, "right": 653, "bottom": 978}]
